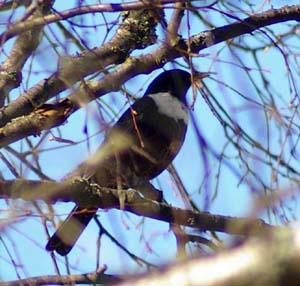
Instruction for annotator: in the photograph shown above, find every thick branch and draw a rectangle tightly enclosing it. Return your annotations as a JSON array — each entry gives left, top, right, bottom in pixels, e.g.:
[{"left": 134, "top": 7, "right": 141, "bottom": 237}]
[
  {"left": 188, "top": 5, "right": 300, "bottom": 51},
  {"left": 0, "top": 8, "right": 159, "bottom": 128},
  {"left": 0, "top": 99, "right": 73, "bottom": 147},
  {"left": 3, "top": 267, "right": 123, "bottom": 286},
  {"left": 116, "top": 228, "right": 300, "bottom": 286},
  {"left": 3, "top": 216, "right": 298, "bottom": 286},
  {"left": 0, "top": 178, "right": 274, "bottom": 237}
]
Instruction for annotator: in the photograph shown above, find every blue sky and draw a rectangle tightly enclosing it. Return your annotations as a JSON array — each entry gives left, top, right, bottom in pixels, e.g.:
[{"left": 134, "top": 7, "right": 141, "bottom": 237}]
[{"left": 1, "top": 0, "right": 300, "bottom": 281}]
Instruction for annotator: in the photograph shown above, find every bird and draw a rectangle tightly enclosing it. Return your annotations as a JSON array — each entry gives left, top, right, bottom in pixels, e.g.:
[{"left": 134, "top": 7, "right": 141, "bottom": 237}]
[{"left": 46, "top": 69, "right": 193, "bottom": 255}]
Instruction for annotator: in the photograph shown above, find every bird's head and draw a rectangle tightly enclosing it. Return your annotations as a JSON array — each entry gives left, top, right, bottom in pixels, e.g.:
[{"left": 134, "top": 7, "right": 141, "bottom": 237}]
[{"left": 144, "top": 69, "right": 192, "bottom": 105}]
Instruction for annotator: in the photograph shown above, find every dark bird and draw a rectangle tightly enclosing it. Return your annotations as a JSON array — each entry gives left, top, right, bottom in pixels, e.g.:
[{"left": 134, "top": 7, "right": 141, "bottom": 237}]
[{"left": 46, "top": 69, "right": 193, "bottom": 255}]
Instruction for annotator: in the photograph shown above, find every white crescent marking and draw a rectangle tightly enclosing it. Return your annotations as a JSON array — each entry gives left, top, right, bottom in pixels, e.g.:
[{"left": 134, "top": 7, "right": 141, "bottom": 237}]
[{"left": 148, "top": 92, "right": 188, "bottom": 124}]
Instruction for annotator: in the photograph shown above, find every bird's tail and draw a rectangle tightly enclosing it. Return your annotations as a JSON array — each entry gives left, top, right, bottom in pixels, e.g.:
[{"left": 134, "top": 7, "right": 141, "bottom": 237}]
[{"left": 46, "top": 206, "right": 97, "bottom": 255}]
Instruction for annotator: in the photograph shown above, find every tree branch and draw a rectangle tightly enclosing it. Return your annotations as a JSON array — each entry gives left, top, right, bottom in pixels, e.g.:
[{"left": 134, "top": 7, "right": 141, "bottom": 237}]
[
  {"left": 0, "top": 0, "right": 198, "bottom": 43},
  {"left": 188, "top": 5, "right": 300, "bottom": 51},
  {"left": 2, "top": 267, "right": 123, "bottom": 286},
  {"left": 116, "top": 228, "right": 300, "bottom": 286},
  {"left": 4, "top": 227, "right": 299, "bottom": 285},
  {"left": 0, "top": 0, "right": 53, "bottom": 106},
  {"left": 0, "top": 99, "right": 73, "bottom": 147},
  {"left": 0, "top": 8, "right": 159, "bottom": 128},
  {"left": 0, "top": 178, "right": 275, "bottom": 237}
]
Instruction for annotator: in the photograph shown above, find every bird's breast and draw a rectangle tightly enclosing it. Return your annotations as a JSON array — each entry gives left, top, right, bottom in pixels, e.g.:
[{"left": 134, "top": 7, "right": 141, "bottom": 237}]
[{"left": 148, "top": 92, "right": 188, "bottom": 124}]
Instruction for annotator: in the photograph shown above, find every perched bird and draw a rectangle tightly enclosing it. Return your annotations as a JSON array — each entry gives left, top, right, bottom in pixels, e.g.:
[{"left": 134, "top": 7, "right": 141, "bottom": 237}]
[{"left": 46, "top": 69, "right": 193, "bottom": 255}]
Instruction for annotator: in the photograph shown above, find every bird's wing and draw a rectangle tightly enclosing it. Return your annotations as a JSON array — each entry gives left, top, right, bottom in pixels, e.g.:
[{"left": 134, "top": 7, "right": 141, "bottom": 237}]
[{"left": 113, "top": 96, "right": 155, "bottom": 133}]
